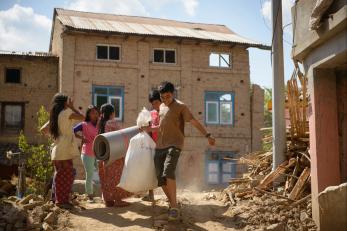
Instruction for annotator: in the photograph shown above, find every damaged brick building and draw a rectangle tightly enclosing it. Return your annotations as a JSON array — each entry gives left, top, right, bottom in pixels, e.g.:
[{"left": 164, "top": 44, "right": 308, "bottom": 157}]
[{"left": 0, "top": 8, "right": 268, "bottom": 187}]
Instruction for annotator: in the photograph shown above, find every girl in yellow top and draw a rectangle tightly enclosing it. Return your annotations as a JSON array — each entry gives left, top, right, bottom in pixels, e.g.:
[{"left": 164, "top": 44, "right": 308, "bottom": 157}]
[{"left": 42, "top": 93, "right": 84, "bottom": 209}]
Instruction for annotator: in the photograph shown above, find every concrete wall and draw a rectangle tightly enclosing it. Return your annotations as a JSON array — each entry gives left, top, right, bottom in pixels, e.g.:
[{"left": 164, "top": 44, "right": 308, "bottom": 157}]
[
  {"left": 292, "top": 1, "right": 347, "bottom": 228},
  {"left": 0, "top": 55, "right": 58, "bottom": 144},
  {"left": 51, "top": 28, "right": 264, "bottom": 185}
]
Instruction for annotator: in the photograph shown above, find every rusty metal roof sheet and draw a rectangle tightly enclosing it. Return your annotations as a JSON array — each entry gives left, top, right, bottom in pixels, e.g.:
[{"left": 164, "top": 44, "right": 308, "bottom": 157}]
[{"left": 55, "top": 8, "right": 270, "bottom": 49}]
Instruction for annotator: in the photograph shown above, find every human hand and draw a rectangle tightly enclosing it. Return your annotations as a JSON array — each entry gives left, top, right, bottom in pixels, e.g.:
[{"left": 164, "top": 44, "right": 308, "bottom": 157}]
[
  {"left": 67, "top": 97, "right": 74, "bottom": 109},
  {"left": 208, "top": 136, "right": 216, "bottom": 146}
]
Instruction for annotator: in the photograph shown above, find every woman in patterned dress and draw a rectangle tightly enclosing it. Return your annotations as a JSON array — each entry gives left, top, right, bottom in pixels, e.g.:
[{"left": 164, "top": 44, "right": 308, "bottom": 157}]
[{"left": 97, "top": 103, "right": 132, "bottom": 207}]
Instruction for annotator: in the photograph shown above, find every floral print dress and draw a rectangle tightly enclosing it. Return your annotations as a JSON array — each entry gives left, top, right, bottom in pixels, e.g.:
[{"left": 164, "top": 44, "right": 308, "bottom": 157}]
[{"left": 98, "top": 119, "right": 132, "bottom": 206}]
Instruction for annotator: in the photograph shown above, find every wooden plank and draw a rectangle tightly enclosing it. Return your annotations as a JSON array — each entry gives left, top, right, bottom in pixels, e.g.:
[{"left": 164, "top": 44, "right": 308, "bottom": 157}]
[
  {"left": 258, "top": 158, "right": 297, "bottom": 189},
  {"left": 289, "top": 167, "right": 310, "bottom": 200}
]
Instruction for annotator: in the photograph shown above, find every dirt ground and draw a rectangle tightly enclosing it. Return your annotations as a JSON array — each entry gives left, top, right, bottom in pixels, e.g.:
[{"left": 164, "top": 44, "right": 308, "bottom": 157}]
[{"left": 65, "top": 189, "right": 235, "bottom": 231}]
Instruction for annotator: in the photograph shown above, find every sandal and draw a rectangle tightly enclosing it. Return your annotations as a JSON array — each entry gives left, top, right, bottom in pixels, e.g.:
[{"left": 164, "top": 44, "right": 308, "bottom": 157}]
[{"left": 168, "top": 208, "right": 180, "bottom": 221}]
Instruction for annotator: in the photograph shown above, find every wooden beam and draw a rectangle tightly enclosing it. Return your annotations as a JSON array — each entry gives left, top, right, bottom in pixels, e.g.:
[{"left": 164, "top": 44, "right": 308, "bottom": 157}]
[
  {"left": 289, "top": 167, "right": 310, "bottom": 200},
  {"left": 258, "top": 158, "right": 296, "bottom": 189}
]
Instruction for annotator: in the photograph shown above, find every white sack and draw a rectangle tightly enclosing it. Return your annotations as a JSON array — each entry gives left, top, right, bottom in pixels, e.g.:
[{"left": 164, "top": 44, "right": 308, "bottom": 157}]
[
  {"left": 136, "top": 107, "right": 152, "bottom": 127},
  {"left": 118, "top": 132, "right": 158, "bottom": 192}
]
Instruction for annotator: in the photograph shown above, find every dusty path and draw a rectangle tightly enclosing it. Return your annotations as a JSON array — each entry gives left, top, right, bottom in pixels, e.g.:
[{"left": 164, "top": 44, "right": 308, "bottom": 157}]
[{"left": 65, "top": 190, "right": 236, "bottom": 231}]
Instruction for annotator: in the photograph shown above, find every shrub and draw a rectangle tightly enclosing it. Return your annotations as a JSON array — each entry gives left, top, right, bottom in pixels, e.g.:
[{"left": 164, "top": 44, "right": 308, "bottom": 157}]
[{"left": 18, "top": 106, "right": 53, "bottom": 195}]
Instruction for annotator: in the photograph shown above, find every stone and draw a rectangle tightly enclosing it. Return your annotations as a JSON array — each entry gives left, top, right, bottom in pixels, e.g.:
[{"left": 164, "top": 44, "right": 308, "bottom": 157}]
[
  {"left": 43, "top": 212, "right": 55, "bottom": 224},
  {"left": 318, "top": 182, "right": 347, "bottom": 231},
  {"left": 300, "top": 211, "right": 309, "bottom": 221},
  {"left": 42, "top": 222, "right": 53, "bottom": 231},
  {"left": 22, "top": 201, "right": 44, "bottom": 211},
  {"left": 266, "top": 223, "right": 285, "bottom": 231}
]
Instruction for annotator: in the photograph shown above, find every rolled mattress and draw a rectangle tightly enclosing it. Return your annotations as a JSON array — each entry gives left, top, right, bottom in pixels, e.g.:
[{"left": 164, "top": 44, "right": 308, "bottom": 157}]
[{"left": 93, "top": 126, "right": 140, "bottom": 165}]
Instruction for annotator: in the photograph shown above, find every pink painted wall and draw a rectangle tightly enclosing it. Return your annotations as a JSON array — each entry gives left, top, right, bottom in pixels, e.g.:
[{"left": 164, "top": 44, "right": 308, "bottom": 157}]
[{"left": 309, "top": 69, "right": 341, "bottom": 223}]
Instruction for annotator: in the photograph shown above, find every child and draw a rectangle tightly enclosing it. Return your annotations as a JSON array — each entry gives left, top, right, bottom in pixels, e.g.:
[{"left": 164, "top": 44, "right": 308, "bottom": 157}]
[
  {"left": 98, "top": 103, "right": 132, "bottom": 207},
  {"left": 143, "top": 82, "right": 215, "bottom": 221},
  {"left": 142, "top": 90, "right": 161, "bottom": 202},
  {"left": 73, "top": 105, "right": 99, "bottom": 202},
  {"left": 41, "top": 93, "right": 84, "bottom": 209}
]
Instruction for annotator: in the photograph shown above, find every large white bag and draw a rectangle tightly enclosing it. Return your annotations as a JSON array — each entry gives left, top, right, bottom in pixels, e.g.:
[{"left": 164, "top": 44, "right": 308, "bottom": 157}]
[{"left": 118, "top": 132, "right": 158, "bottom": 192}]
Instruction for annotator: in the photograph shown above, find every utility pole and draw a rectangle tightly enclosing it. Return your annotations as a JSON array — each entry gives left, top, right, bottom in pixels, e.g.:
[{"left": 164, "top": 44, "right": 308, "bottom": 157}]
[{"left": 272, "top": 0, "right": 286, "bottom": 170}]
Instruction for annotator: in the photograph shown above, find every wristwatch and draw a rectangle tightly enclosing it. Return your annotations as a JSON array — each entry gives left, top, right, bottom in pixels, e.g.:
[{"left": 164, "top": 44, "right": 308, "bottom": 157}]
[{"left": 205, "top": 133, "right": 211, "bottom": 138}]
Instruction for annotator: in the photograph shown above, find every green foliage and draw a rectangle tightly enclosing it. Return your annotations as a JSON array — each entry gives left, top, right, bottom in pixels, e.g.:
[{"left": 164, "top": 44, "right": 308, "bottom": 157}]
[{"left": 18, "top": 106, "right": 53, "bottom": 195}]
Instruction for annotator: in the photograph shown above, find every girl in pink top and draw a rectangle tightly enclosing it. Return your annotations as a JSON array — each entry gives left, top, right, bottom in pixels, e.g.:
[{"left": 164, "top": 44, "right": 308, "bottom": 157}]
[{"left": 74, "top": 105, "right": 99, "bottom": 202}]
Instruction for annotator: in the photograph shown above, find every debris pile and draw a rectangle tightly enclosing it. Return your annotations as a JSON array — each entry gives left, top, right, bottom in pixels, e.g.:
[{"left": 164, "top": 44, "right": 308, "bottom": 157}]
[
  {"left": 221, "top": 146, "right": 315, "bottom": 230},
  {"left": 220, "top": 63, "right": 315, "bottom": 230},
  {"left": 0, "top": 194, "right": 70, "bottom": 231}
]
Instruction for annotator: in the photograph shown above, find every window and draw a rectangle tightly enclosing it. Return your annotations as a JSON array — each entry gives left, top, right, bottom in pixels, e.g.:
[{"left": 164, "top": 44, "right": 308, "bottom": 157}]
[
  {"left": 1, "top": 103, "right": 24, "bottom": 133},
  {"left": 5, "top": 68, "right": 21, "bottom": 83},
  {"left": 96, "top": 45, "right": 120, "bottom": 61},
  {"left": 153, "top": 49, "right": 176, "bottom": 64},
  {"left": 209, "top": 52, "right": 231, "bottom": 68},
  {"left": 205, "top": 92, "right": 234, "bottom": 125},
  {"left": 92, "top": 86, "right": 124, "bottom": 120},
  {"left": 206, "top": 151, "right": 236, "bottom": 185}
]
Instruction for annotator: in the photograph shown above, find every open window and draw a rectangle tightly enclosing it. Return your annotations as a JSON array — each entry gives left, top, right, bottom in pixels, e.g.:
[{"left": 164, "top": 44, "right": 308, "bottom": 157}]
[
  {"left": 153, "top": 49, "right": 176, "bottom": 64},
  {"left": 209, "top": 53, "right": 231, "bottom": 68},
  {"left": 5, "top": 68, "right": 21, "bottom": 83},
  {"left": 96, "top": 45, "right": 120, "bottom": 61}
]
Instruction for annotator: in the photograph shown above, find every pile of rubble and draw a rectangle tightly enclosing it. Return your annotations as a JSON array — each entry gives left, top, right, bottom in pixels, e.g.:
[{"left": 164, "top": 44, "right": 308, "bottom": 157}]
[
  {"left": 0, "top": 194, "right": 70, "bottom": 231},
  {"left": 221, "top": 138, "right": 317, "bottom": 230}
]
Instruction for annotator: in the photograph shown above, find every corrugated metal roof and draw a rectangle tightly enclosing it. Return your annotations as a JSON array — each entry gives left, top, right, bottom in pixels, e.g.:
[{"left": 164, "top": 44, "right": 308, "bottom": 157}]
[
  {"left": 0, "top": 50, "right": 58, "bottom": 58},
  {"left": 55, "top": 8, "right": 270, "bottom": 49}
]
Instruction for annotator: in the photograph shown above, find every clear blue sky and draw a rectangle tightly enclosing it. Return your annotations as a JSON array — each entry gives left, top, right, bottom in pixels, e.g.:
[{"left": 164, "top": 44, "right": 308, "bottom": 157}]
[{"left": 0, "top": 0, "right": 294, "bottom": 88}]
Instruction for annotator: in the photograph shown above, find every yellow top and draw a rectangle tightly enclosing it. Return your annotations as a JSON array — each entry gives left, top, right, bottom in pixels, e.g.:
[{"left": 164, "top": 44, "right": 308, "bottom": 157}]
[{"left": 51, "top": 108, "right": 79, "bottom": 160}]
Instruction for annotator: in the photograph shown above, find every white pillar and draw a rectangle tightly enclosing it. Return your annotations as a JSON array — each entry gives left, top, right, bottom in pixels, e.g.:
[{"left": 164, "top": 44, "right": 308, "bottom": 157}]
[{"left": 271, "top": 0, "right": 286, "bottom": 170}]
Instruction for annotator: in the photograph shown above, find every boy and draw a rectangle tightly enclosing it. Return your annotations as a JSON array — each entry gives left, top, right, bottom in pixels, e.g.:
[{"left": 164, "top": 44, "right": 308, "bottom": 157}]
[
  {"left": 144, "top": 81, "right": 215, "bottom": 221},
  {"left": 142, "top": 90, "right": 161, "bottom": 202}
]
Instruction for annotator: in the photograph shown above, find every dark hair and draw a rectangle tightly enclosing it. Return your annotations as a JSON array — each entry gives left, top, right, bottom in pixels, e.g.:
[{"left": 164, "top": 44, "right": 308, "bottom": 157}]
[
  {"left": 98, "top": 103, "right": 114, "bottom": 134},
  {"left": 148, "top": 89, "right": 161, "bottom": 103},
  {"left": 85, "top": 105, "right": 98, "bottom": 122},
  {"left": 158, "top": 81, "right": 175, "bottom": 94},
  {"left": 49, "top": 93, "right": 68, "bottom": 139}
]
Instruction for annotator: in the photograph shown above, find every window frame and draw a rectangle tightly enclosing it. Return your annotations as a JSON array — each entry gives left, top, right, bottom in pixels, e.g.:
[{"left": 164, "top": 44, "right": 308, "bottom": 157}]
[
  {"left": 92, "top": 85, "right": 124, "bottom": 121},
  {"left": 204, "top": 91, "right": 235, "bottom": 126},
  {"left": 209, "top": 52, "right": 232, "bottom": 68},
  {"left": 152, "top": 48, "right": 177, "bottom": 64},
  {"left": 96, "top": 44, "right": 121, "bottom": 61},
  {"left": 205, "top": 151, "right": 236, "bottom": 185},
  {"left": 4, "top": 67, "right": 22, "bottom": 84},
  {"left": 0, "top": 102, "right": 25, "bottom": 134},
  {"left": 109, "top": 96, "right": 123, "bottom": 121},
  {"left": 205, "top": 101, "right": 219, "bottom": 124}
]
